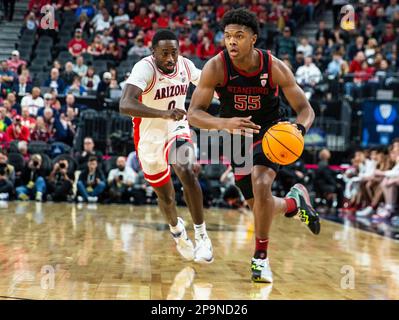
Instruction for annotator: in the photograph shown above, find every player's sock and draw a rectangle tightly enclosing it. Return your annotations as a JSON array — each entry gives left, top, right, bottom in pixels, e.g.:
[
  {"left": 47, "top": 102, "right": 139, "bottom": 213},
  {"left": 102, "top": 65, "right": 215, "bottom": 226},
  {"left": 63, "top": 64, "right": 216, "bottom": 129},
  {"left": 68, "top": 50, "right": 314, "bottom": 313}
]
[
  {"left": 194, "top": 222, "right": 208, "bottom": 240},
  {"left": 170, "top": 218, "right": 184, "bottom": 236},
  {"left": 254, "top": 238, "right": 269, "bottom": 259},
  {"left": 284, "top": 198, "right": 298, "bottom": 217}
]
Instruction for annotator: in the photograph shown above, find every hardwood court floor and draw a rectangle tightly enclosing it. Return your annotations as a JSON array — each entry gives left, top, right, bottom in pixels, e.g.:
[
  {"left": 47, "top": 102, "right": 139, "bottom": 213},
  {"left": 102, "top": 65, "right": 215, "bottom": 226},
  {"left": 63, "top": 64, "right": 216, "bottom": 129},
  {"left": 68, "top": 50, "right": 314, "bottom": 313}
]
[{"left": 0, "top": 202, "right": 398, "bottom": 300}]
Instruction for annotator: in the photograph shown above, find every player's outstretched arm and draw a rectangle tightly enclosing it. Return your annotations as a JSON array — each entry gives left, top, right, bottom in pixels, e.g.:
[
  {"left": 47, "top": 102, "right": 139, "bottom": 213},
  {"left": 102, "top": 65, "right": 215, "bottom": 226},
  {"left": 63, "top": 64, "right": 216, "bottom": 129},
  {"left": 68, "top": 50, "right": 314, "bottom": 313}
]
[
  {"left": 272, "top": 56, "right": 315, "bottom": 132},
  {"left": 188, "top": 58, "right": 260, "bottom": 134},
  {"left": 119, "top": 84, "right": 186, "bottom": 121}
]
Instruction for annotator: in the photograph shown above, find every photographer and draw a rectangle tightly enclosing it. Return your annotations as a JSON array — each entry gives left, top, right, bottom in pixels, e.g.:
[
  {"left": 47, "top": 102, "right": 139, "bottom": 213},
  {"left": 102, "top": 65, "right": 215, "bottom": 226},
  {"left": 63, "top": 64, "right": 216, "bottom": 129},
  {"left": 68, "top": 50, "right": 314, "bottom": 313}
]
[
  {"left": 16, "top": 154, "right": 47, "bottom": 202},
  {"left": 107, "top": 156, "right": 137, "bottom": 203},
  {"left": 77, "top": 156, "right": 106, "bottom": 203},
  {"left": 0, "top": 151, "right": 15, "bottom": 200},
  {"left": 47, "top": 159, "right": 74, "bottom": 202},
  {"left": 5, "top": 115, "right": 30, "bottom": 142}
]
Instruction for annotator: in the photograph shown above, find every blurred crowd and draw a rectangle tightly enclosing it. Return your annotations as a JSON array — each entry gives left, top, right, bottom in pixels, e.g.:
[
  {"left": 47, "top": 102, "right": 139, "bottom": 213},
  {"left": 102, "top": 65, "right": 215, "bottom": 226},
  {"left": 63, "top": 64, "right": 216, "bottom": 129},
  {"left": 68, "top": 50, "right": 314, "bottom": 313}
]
[{"left": 0, "top": 0, "right": 399, "bottom": 216}]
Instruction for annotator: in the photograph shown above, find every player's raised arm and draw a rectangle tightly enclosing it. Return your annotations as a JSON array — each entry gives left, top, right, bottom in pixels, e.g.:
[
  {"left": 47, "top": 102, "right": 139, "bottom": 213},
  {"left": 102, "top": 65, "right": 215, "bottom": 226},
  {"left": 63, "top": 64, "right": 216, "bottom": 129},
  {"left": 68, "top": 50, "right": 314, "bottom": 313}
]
[
  {"left": 272, "top": 55, "right": 315, "bottom": 133},
  {"left": 187, "top": 58, "right": 260, "bottom": 134}
]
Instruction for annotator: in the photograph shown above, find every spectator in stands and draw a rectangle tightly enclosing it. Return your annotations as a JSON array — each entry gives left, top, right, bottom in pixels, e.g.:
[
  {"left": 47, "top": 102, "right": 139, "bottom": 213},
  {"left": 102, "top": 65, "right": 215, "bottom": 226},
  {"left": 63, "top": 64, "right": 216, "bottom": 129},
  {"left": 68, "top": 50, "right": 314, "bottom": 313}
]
[
  {"left": 13, "top": 74, "right": 32, "bottom": 98},
  {"left": 64, "top": 76, "right": 87, "bottom": 97},
  {"left": 133, "top": 7, "right": 152, "bottom": 31},
  {"left": 7, "top": 51, "right": 27, "bottom": 75},
  {"left": 275, "top": 26, "right": 296, "bottom": 63},
  {"left": 81, "top": 66, "right": 100, "bottom": 92},
  {"left": 93, "top": 8, "right": 113, "bottom": 33},
  {"left": 126, "top": 150, "right": 140, "bottom": 174},
  {"left": 20, "top": 87, "right": 44, "bottom": 116},
  {"left": 0, "top": 60, "right": 15, "bottom": 90},
  {"left": 386, "top": 0, "right": 399, "bottom": 21},
  {"left": 315, "top": 20, "right": 333, "bottom": 42},
  {"left": 44, "top": 68, "right": 66, "bottom": 95},
  {"left": 16, "top": 153, "right": 46, "bottom": 202},
  {"left": 196, "top": 36, "right": 216, "bottom": 60},
  {"left": 75, "top": 0, "right": 95, "bottom": 19},
  {"left": 0, "top": 107, "right": 10, "bottom": 133},
  {"left": 42, "top": 107, "right": 55, "bottom": 133},
  {"left": 97, "top": 72, "right": 111, "bottom": 104},
  {"left": 47, "top": 158, "right": 74, "bottom": 202},
  {"left": 6, "top": 93, "right": 20, "bottom": 116},
  {"left": 107, "top": 156, "right": 137, "bottom": 203},
  {"left": 23, "top": 11, "right": 39, "bottom": 32},
  {"left": 88, "top": 35, "right": 106, "bottom": 58},
  {"left": 57, "top": 0, "right": 80, "bottom": 12},
  {"left": 0, "top": 151, "right": 15, "bottom": 200},
  {"left": 31, "top": 116, "right": 52, "bottom": 143},
  {"left": 347, "top": 36, "right": 365, "bottom": 62},
  {"left": 61, "top": 62, "right": 78, "bottom": 87},
  {"left": 180, "top": 37, "right": 196, "bottom": 58},
  {"left": 219, "top": 165, "right": 245, "bottom": 209},
  {"left": 53, "top": 112, "right": 76, "bottom": 146},
  {"left": 21, "top": 106, "right": 36, "bottom": 133},
  {"left": 118, "top": 72, "right": 130, "bottom": 90},
  {"left": 5, "top": 115, "right": 30, "bottom": 142},
  {"left": 114, "top": 7, "right": 130, "bottom": 27},
  {"left": 277, "top": 158, "right": 307, "bottom": 194},
  {"left": 345, "top": 60, "right": 375, "bottom": 101},
  {"left": 68, "top": 29, "right": 88, "bottom": 58},
  {"left": 17, "top": 140, "right": 29, "bottom": 164},
  {"left": 327, "top": 51, "right": 347, "bottom": 78},
  {"left": 295, "top": 56, "right": 322, "bottom": 98},
  {"left": 296, "top": 37, "right": 313, "bottom": 58},
  {"left": 76, "top": 137, "right": 103, "bottom": 170},
  {"left": 349, "top": 51, "right": 366, "bottom": 73},
  {"left": 74, "top": 12, "right": 92, "bottom": 38},
  {"left": 127, "top": 36, "right": 151, "bottom": 57},
  {"left": 73, "top": 56, "right": 88, "bottom": 78},
  {"left": 77, "top": 156, "right": 106, "bottom": 203}
]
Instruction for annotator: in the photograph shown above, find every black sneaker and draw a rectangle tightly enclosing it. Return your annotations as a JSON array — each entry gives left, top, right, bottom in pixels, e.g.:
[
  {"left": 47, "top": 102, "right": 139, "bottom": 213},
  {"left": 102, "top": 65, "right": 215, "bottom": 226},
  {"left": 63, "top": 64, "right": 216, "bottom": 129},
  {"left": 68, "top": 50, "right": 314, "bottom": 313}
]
[{"left": 285, "top": 184, "right": 321, "bottom": 235}]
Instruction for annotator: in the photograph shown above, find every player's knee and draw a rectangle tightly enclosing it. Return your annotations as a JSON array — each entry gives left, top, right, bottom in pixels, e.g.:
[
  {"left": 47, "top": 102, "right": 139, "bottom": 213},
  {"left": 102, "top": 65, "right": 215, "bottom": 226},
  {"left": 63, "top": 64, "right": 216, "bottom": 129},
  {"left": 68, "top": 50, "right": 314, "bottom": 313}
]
[
  {"left": 252, "top": 176, "right": 273, "bottom": 194},
  {"left": 175, "top": 165, "right": 196, "bottom": 184}
]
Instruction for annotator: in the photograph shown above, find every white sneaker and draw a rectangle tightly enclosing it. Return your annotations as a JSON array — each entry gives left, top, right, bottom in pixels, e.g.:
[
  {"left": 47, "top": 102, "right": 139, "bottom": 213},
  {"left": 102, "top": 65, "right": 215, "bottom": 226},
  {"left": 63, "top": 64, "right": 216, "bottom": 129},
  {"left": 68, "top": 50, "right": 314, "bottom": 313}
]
[
  {"left": 172, "top": 218, "right": 195, "bottom": 261},
  {"left": 0, "top": 193, "right": 9, "bottom": 200},
  {"left": 88, "top": 196, "right": 98, "bottom": 203},
  {"left": 77, "top": 196, "right": 84, "bottom": 203},
  {"left": 356, "top": 206, "right": 374, "bottom": 217},
  {"left": 376, "top": 207, "right": 392, "bottom": 219},
  {"left": 251, "top": 257, "right": 273, "bottom": 283},
  {"left": 194, "top": 234, "right": 214, "bottom": 264}
]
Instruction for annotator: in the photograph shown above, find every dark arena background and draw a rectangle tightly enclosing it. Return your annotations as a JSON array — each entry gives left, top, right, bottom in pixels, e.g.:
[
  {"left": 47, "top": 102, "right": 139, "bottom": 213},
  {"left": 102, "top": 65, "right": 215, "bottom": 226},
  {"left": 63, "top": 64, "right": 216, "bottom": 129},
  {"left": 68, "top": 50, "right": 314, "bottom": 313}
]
[{"left": 0, "top": 0, "right": 398, "bottom": 303}]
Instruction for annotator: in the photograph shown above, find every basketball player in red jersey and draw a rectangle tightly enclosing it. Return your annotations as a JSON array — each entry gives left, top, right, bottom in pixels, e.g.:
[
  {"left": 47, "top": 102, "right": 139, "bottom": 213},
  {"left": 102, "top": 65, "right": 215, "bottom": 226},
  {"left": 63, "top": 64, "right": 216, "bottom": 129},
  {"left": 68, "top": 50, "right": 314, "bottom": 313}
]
[
  {"left": 120, "top": 29, "right": 213, "bottom": 264},
  {"left": 188, "top": 9, "right": 320, "bottom": 282}
]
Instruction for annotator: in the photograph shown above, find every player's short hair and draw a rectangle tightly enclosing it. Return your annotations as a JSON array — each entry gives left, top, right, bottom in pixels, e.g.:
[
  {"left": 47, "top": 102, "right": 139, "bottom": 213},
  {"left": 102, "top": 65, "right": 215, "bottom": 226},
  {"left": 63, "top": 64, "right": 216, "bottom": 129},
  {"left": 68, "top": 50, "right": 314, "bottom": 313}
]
[
  {"left": 220, "top": 8, "right": 259, "bottom": 36},
  {"left": 152, "top": 29, "right": 178, "bottom": 48}
]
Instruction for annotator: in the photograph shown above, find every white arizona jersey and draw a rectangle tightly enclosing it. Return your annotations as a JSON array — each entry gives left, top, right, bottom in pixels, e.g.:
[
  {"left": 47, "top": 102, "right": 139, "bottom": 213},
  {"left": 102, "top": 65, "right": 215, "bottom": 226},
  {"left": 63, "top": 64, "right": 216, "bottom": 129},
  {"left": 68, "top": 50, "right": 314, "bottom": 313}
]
[{"left": 125, "top": 55, "right": 201, "bottom": 186}]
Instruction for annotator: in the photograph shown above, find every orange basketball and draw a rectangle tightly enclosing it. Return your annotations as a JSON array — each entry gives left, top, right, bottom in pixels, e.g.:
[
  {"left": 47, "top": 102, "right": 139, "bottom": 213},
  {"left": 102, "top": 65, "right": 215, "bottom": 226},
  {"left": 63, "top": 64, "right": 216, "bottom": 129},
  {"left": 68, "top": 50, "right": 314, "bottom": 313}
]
[{"left": 262, "top": 122, "right": 304, "bottom": 165}]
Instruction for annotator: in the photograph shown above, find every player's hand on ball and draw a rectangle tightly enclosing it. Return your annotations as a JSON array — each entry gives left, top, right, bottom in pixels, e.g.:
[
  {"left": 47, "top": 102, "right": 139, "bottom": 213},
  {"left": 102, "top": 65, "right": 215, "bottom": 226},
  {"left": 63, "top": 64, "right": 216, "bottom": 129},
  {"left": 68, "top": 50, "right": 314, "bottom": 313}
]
[
  {"left": 225, "top": 116, "right": 261, "bottom": 137},
  {"left": 163, "top": 108, "right": 187, "bottom": 121}
]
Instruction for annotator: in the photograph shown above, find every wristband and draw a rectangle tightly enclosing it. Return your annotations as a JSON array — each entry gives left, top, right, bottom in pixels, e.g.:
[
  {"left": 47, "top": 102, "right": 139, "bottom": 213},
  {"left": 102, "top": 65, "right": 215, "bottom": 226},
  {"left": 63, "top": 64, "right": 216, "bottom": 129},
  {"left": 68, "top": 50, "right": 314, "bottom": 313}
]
[{"left": 295, "top": 123, "right": 306, "bottom": 136}]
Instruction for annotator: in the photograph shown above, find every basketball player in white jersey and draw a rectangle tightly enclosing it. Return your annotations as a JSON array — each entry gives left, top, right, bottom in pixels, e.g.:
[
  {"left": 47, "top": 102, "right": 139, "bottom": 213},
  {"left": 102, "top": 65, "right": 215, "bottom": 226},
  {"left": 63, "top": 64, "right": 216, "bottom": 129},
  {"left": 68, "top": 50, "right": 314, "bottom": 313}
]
[{"left": 119, "top": 29, "right": 213, "bottom": 263}]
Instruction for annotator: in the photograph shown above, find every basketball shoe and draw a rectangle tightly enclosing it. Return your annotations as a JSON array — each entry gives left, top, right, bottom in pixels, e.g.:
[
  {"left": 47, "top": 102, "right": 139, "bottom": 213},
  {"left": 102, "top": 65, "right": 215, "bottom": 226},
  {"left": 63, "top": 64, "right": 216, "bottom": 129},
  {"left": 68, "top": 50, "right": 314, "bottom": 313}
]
[
  {"left": 194, "top": 234, "right": 214, "bottom": 264},
  {"left": 251, "top": 257, "right": 273, "bottom": 283},
  {"left": 171, "top": 217, "right": 195, "bottom": 261},
  {"left": 285, "top": 183, "right": 321, "bottom": 235}
]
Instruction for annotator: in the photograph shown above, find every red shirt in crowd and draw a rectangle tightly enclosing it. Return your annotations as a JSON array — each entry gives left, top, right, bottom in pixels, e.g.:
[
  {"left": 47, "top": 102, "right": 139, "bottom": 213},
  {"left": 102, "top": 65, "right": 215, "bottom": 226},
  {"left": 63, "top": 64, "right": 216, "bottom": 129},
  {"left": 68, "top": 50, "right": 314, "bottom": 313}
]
[
  {"left": 196, "top": 42, "right": 216, "bottom": 60},
  {"left": 68, "top": 38, "right": 89, "bottom": 56},
  {"left": 349, "top": 60, "right": 362, "bottom": 73},
  {"left": 180, "top": 42, "right": 196, "bottom": 57},
  {"left": 133, "top": 15, "right": 152, "bottom": 30},
  {"left": 157, "top": 16, "right": 170, "bottom": 28},
  {"left": 6, "top": 124, "right": 30, "bottom": 142}
]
